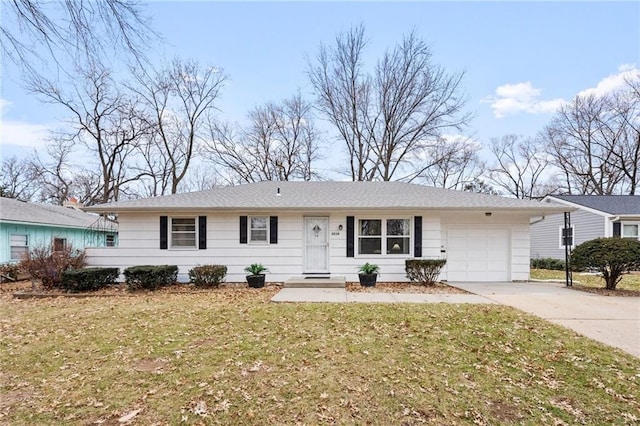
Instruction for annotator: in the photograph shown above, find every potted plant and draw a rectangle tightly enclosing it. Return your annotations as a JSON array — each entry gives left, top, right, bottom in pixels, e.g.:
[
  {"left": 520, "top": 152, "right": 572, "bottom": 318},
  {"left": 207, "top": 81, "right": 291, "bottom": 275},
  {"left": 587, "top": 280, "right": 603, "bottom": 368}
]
[
  {"left": 244, "top": 263, "right": 268, "bottom": 288},
  {"left": 358, "top": 262, "right": 379, "bottom": 287}
]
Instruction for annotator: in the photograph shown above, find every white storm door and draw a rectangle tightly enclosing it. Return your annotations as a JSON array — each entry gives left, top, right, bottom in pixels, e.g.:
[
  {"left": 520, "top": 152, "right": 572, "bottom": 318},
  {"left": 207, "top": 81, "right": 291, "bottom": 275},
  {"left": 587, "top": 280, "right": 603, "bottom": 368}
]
[{"left": 304, "top": 217, "right": 330, "bottom": 273}]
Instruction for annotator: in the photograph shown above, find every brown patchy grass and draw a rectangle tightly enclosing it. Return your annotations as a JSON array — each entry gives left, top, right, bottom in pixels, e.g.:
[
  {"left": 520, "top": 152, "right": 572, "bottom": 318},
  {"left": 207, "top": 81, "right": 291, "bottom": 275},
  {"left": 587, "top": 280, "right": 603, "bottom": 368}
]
[
  {"left": 1, "top": 288, "right": 639, "bottom": 425},
  {"left": 531, "top": 269, "right": 640, "bottom": 295}
]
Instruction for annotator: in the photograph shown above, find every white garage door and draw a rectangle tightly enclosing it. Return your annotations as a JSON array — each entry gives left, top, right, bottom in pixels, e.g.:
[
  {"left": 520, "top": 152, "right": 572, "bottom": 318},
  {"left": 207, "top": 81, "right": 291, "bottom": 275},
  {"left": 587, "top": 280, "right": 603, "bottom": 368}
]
[{"left": 447, "top": 228, "right": 510, "bottom": 282}]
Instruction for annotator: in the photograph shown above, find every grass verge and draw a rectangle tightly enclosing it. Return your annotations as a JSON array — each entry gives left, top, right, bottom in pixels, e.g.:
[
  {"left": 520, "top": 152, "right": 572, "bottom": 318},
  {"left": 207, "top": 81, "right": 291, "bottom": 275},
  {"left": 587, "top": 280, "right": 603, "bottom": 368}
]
[
  {"left": 2, "top": 289, "right": 639, "bottom": 425},
  {"left": 531, "top": 268, "right": 640, "bottom": 291}
]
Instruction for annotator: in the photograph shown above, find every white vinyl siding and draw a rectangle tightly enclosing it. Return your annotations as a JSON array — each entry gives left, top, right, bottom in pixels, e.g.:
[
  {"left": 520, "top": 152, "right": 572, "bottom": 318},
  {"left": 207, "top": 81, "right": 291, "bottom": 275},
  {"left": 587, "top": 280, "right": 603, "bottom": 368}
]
[
  {"left": 10, "top": 234, "right": 28, "bottom": 261},
  {"left": 171, "top": 217, "right": 197, "bottom": 248},
  {"left": 86, "top": 210, "right": 532, "bottom": 283}
]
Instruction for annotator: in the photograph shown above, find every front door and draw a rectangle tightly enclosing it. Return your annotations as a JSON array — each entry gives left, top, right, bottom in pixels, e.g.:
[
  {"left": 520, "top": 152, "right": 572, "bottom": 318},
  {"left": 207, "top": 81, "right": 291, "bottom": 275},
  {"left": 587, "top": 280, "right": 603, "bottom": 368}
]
[{"left": 304, "top": 217, "right": 329, "bottom": 273}]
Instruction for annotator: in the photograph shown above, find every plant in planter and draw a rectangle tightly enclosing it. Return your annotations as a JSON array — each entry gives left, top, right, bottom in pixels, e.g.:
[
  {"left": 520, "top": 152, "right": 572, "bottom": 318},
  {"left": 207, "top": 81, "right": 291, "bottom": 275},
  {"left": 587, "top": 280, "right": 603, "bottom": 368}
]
[
  {"left": 358, "top": 262, "right": 380, "bottom": 287},
  {"left": 244, "top": 263, "right": 269, "bottom": 288}
]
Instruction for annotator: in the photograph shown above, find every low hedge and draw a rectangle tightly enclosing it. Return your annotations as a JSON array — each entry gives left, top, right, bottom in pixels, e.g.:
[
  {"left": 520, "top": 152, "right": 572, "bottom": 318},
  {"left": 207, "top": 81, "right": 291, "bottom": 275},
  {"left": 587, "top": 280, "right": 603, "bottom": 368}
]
[
  {"left": 405, "top": 259, "right": 447, "bottom": 286},
  {"left": 189, "top": 264, "right": 227, "bottom": 287},
  {"left": 531, "top": 257, "right": 566, "bottom": 271},
  {"left": 60, "top": 267, "right": 119, "bottom": 292},
  {"left": 123, "top": 265, "right": 178, "bottom": 290}
]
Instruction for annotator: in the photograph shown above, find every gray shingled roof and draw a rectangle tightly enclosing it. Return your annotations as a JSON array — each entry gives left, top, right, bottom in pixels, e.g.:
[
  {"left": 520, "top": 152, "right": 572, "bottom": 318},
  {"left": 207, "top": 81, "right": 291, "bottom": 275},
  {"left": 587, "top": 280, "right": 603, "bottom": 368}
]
[
  {"left": 0, "top": 197, "right": 102, "bottom": 228},
  {"left": 551, "top": 195, "right": 640, "bottom": 215},
  {"left": 86, "top": 181, "right": 569, "bottom": 213}
]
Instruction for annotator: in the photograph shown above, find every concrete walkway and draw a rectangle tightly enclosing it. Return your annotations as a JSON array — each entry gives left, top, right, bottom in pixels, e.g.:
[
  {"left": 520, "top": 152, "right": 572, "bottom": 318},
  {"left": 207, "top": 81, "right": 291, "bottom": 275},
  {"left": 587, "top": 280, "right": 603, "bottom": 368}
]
[
  {"left": 271, "top": 282, "right": 640, "bottom": 358},
  {"left": 451, "top": 281, "right": 640, "bottom": 358}
]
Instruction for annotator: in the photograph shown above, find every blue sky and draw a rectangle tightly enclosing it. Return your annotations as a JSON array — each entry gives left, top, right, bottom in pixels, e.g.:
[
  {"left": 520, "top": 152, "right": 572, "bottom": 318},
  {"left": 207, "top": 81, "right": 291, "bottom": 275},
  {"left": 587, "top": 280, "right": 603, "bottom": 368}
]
[{"left": 1, "top": 1, "right": 639, "bottom": 164}]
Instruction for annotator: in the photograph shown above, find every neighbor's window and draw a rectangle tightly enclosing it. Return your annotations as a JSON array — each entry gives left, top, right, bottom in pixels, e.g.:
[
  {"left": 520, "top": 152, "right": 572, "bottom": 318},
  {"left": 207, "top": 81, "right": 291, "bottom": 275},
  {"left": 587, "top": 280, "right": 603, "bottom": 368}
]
[
  {"left": 53, "top": 237, "right": 67, "bottom": 252},
  {"left": 171, "top": 217, "right": 196, "bottom": 248},
  {"left": 249, "top": 216, "right": 268, "bottom": 243},
  {"left": 358, "top": 218, "right": 411, "bottom": 255},
  {"left": 106, "top": 234, "right": 116, "bottom": 247},
  {"left": 10, "top": 234, "right": 28, "bottom": 261},
  {"left": 622, "top": 223, "right": 639, "bottom": 239},
  {"left": 559, "top": 226, "right": 574, "bottom": 248}
]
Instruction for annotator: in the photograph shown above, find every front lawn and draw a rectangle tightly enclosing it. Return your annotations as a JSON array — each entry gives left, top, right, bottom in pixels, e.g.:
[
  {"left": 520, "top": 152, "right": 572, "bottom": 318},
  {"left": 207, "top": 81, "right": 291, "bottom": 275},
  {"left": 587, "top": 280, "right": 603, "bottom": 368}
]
[
  {"left": 2, "top": 289, "right": 639, "bottom": 425},
  {"left": 531, "top": 268, "right": 640, "bottom": 291}
]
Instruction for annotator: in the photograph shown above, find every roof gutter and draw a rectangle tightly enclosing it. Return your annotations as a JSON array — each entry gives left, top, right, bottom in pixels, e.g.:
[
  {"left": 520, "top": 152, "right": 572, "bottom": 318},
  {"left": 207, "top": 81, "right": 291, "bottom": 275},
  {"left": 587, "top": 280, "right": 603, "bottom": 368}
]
[{"left": 530, "top": 215, "right": 546, "bottom": 226}]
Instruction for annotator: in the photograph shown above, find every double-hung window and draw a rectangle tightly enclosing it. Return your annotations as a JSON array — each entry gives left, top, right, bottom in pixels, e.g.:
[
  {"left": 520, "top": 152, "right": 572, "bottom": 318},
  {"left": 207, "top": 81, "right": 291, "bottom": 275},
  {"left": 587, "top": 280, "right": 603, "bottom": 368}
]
[
  {"left": 10, "top": 234, "right": 28, "bottom": 261},
  {"left": 559, "top": 226, "right": 574, "bottom": 248},
  {"left": 622, "top": 223, "right": 639, "bottom": 239},
  {"left": 171, "top": 217, "right": 196, "bottom": 248},
  {"left": 249, "top": 216, "right": 268, "bottom": 243},
  {"left": 386, "top": 219, "right": 410, "bottom": 254},
  {"left": 358, "top": 218, "right": 411, "bottom": 255}
]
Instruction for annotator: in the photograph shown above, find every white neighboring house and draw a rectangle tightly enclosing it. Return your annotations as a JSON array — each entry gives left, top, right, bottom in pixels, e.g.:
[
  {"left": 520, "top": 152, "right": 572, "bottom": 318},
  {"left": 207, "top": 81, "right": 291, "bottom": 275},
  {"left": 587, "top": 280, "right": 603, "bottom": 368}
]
[
  {"left": 531, "top": 195, "right": 640, "bottom": 260},
  {"left": 85, "top": 181, "right": 568, "bottom": 283}
]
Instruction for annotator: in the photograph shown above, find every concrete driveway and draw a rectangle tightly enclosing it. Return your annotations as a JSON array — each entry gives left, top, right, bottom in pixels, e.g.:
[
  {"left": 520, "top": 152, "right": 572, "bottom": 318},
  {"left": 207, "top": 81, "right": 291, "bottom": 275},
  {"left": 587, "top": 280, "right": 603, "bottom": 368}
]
[{"left": 450, "top": 281, "right": 640, "bottom": 358}]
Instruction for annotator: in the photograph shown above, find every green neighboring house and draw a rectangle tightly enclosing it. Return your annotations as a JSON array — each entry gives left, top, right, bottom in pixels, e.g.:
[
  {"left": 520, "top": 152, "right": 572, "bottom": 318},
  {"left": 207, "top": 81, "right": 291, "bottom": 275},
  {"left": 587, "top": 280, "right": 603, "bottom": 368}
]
[{"left": 0, "top": 197, "right": 118, "bottom": 264}]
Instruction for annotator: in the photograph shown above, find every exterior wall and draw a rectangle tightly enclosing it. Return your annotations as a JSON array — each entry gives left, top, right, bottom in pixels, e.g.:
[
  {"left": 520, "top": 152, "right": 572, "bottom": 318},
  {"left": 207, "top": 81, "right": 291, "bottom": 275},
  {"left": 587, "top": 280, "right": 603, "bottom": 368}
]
[
  {"left": 439, "top": 212, "right": 532, "bottom": 281},
  {"left": 87, "top": 209, "right": 530, "bottom": 283},
  {"left": 530, "top": 210, "right": 605, "bottom": 260},
  {"left": 0, "top": 222, "right": 108, "bottom": 264}
]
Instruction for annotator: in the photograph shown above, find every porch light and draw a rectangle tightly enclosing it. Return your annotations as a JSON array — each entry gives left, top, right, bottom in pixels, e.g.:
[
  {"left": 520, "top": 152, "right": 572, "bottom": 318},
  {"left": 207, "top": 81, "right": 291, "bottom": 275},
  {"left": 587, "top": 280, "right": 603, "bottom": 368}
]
[{"left": 338, "top": 224, "right": 343, "bottom": 231}]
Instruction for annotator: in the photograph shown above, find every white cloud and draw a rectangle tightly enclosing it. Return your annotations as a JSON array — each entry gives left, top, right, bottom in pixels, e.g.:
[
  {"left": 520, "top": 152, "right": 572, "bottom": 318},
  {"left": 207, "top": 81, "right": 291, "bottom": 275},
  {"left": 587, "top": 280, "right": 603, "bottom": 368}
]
[
  {"left": 482, "top": 82, "right": 566, "bottom": 119},
  {"left": 578, "top": 64, "right": 639, "bottom": 98},
  {"left": 0, "top": 98, "right": 51, "bottom": 149},
  {"left": 484, "top": 64, "right": 640, "bottom": 120}
]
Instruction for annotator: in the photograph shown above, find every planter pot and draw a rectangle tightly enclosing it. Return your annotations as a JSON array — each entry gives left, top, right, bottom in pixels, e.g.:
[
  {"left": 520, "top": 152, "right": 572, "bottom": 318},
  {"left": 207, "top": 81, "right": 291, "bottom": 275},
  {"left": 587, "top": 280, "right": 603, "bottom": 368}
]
[
  {"left": 358, "top": 273, "right": 377, "bottom": 287},
  {"left": 246, "top": 274, "right": 266, "bottom": 288}
]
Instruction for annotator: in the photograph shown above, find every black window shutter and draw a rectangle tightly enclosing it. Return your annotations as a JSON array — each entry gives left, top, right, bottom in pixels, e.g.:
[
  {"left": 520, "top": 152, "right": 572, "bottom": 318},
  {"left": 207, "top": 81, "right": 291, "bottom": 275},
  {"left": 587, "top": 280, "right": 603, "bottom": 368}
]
[
  {"left": 239, "top": 216, "right": 248, "bottom": 244},
  {"left": 346, "top": 216, "right": 355, "bottom": 257},
  {"left": 414, "top": 216, "right": 422, "bottom": 258},
  {"left": 270, "top": 216, "right": 278, "bottom": 244},
  {"left": 160, "top": 216, "right": 168, "bottom": 250},
  {"left": 613, "top": 222, "right": 621, "bottom": 237},
  {"left": 198, "top": 216, "right": 207, "bottom": 249}
]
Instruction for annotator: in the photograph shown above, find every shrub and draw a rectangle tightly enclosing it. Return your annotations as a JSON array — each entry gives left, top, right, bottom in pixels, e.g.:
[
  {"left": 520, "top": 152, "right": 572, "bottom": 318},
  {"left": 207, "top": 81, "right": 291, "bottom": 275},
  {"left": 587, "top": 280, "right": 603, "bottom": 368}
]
[
  {"left": 189, "top": 264, "right": 227, "bottom": 287},
  {"left": 358, "top": 262, "right": 380, "bottom": 275},
  {"left": 405, "top": 259, "right": 447, "bottom": 286},
  {"left": 0, "top": 263, "right": 21, "bottom": 282},
  {"left": 18, "top": 244, "right": 86, "bottom": 289},
  {"left": 571, "top": 237, "right": 640, "bottom": 290},
  {"left": 60, "top": 267, "right": 119, "bottom": 293},
  {"left": 244, "top": 263, "right": 268, "bottom": 276},
  {"left": 531, "top": 257, "right": 566, "bottom": 271},
  {"left": 123, "top": 265, "right": 178, "bottom": 291}
]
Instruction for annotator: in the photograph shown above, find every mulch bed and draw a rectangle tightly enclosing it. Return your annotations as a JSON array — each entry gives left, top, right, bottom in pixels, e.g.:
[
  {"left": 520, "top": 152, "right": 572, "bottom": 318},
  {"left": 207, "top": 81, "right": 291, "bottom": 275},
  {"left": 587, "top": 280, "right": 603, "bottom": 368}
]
[
  {"left": 5, "top": 280, "right": 636, "bottom": 298},
  {"left": 346, "top": 281, "right": 469, "bottom": 294}
]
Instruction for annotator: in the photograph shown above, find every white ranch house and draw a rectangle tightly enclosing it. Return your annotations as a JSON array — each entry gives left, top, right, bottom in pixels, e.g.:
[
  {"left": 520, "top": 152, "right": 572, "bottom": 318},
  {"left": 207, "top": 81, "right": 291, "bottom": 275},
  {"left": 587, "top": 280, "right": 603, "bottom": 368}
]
[{"left": 85, "top": 181, "right": 568, "bottom": 283}]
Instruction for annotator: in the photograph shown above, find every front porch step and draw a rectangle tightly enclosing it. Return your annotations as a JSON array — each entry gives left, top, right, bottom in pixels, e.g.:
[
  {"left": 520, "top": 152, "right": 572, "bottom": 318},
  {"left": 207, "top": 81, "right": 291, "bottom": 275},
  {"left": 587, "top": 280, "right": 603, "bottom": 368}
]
[{"left": 284, "top": 276, "right": 346, "bottom": 288}]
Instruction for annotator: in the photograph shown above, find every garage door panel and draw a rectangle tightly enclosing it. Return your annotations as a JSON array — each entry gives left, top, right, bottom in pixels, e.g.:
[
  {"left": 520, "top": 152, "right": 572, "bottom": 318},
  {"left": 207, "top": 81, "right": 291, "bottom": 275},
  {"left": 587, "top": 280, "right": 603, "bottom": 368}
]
[{"left": 447, "top": 227, "right": 510, "bottom": 282}]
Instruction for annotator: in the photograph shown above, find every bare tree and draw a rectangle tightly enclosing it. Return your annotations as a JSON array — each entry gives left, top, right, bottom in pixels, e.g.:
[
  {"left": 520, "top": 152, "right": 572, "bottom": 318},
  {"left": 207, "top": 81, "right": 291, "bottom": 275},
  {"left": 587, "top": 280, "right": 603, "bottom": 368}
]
[
  {"left": 206, "top": 93, "right": 322, "bottom": 184},
  {"left": 0, "top": 156, "right": 39, "bottom": 200},
  {"left": 542, "top": 88, "right": 638, "bottom": 195},
  {"left": 31, "top": 64, "right": 150, "bottom": 204},
  {"left": 1, "top": 0, "right": 152, "bottom": 74},
  {"left": 133, "top": 58, "right": 227, "bottom": 194},
  {"left": 416, "top": 136, "right": 482, "bottom": 190},
  {"left": 308, "top": 25, "right": 470, "bottom": 181},
  {"left": 485, "top": 135, "right": 553, "bottom": 199},
  {"left": 29, "top": 138, "right": 76, "bottom": 205}
]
